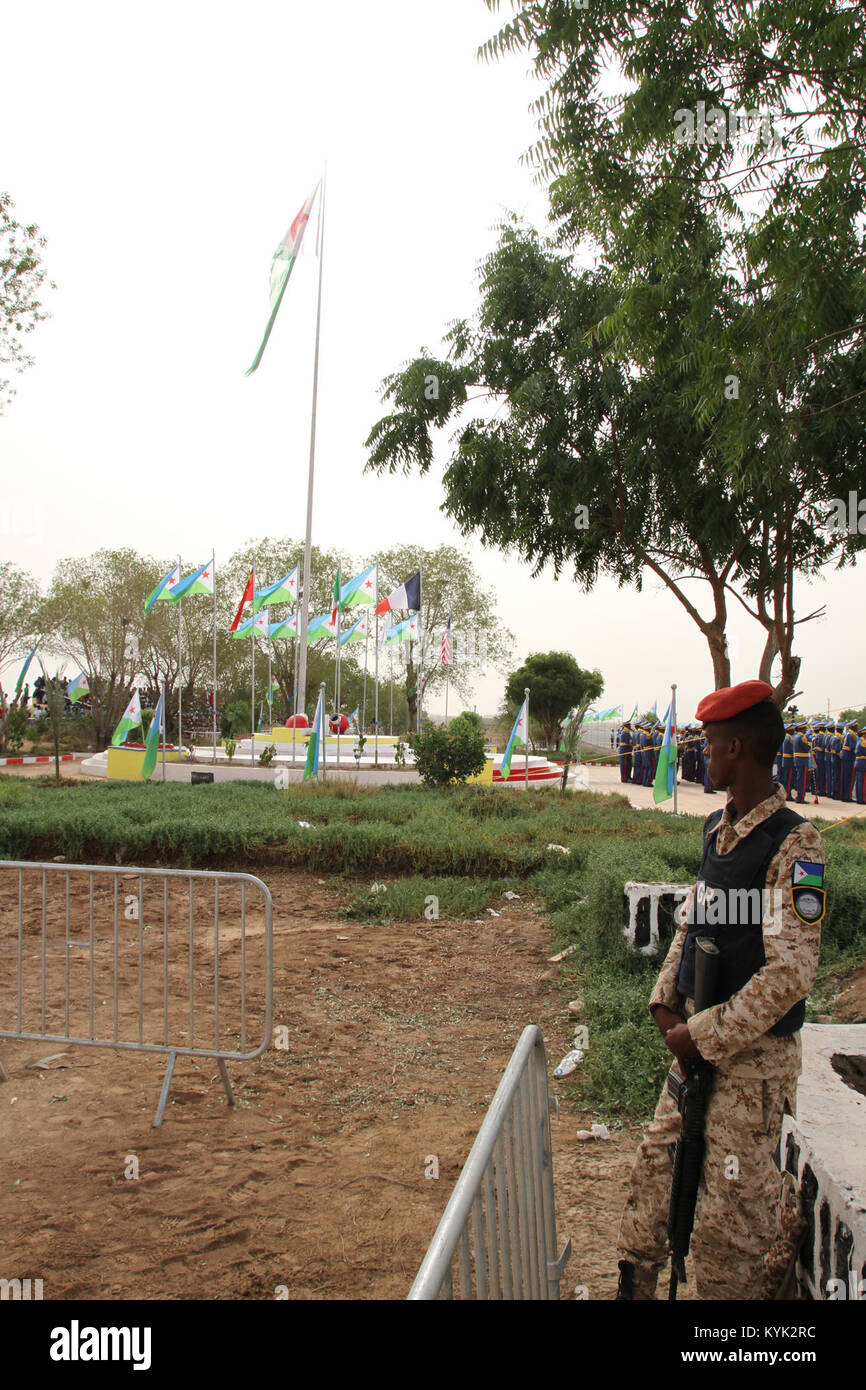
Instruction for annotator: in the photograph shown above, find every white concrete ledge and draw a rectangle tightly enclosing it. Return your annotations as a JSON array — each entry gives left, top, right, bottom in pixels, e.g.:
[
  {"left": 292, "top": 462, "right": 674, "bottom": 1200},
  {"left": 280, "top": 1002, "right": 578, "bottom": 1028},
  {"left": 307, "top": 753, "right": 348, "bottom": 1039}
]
[{"left": 783, "top": 1023, "right": 866, "bottom": 1300}]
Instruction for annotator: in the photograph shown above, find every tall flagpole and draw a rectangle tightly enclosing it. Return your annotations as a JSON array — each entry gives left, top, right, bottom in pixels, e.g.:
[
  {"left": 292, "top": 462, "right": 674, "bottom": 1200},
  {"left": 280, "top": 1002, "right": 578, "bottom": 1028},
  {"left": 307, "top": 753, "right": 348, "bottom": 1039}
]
[
  {"left": 319, "top": 680, "right": 327, "bottom": 784},
  {"left": 292, "top": 597, "right": 299, "bottom": 767},
  {"left": 251, "top": 557, "right": 256, "bottom": 766},
  {"left": 416, "top": 557, "right": 424, "bottom": 732},
  {"left": 335, "top": 566, "right": 341, "bottom": 768},
  {"left": 161, "top": 678, "right": 166, "bottom": 782},
  {"left": 443, "top": 618, "right": 451, "bottom": 727},
  {"left": 389, "top": 644, "right": 394, "bottom": 736},
  {"left": 267, "top": 635, "right": 272, "bottom": 734},
  {"left": 176, "top": 553, "right": 182, "bottom": 754},
  {"left": 362, "top": 621, "right": 369, "bottom": 732},
  {"left": 211, "top": 547, "right": 215, "bottom": 761},
  {"left": 671, "top": 682, "right": 678, "bottom": 815},
  {"left": 524, "top": 686, "right": 530, "bottom": 789},
  {"left": 296, "top": 166, "right": 326, "bottom": 720},
  {"left": 372, "top": 558, "right": 380, "bottom": 764}
]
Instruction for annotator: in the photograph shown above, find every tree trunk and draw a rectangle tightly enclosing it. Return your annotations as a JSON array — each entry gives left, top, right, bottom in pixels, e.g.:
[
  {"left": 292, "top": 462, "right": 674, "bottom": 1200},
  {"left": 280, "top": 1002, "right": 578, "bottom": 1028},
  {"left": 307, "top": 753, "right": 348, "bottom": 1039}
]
[
  {"left": 706, "top": 623, "right": 731, "bottom": 690},
  {"left": 406, "top": 651, "right": 419, "bottom": 733},
  {"left": 757, "top": 625, "right": 779, "bottom": 686}
]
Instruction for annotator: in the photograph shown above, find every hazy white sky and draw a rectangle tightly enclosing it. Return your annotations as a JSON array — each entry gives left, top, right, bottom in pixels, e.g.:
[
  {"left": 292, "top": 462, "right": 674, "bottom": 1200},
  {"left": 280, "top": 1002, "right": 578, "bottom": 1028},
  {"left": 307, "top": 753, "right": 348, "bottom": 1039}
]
[{"left": 1, "top": 0, "right": 862, "bottom": 720}]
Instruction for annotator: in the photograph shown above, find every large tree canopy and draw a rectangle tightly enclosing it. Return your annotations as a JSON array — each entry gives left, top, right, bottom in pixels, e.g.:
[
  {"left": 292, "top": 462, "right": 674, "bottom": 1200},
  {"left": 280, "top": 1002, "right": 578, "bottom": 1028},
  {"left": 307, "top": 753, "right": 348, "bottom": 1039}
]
[
  {"left": 364, "top": 2, "right": 866, "bottom": 702},
  {"left": 506, "top": 651, "right": 604, "bottom": 749},
  {"left": 0, "top": 193, "right": 53, "bottom": 412}
]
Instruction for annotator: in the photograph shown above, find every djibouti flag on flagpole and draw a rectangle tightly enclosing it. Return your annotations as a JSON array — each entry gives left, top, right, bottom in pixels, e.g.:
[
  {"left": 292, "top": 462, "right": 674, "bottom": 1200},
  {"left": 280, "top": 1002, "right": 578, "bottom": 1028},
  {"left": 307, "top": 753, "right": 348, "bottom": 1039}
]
[
  {"left": 246, "top": 184, "right": 320, "bottom": 376},
  {"left": 500, "top": 697, "right": 528, "bottom": 781},
  {"left": 169, "top": 561, "right": 213, "bottom": 602},
  {"left": 653, "top": 700, "right": 677, "bottom": 804},
  {"left": 144, "top": 565, "right": 180, "bottom": 615},
  {"left": 303, "top": 688, "right": 324, "bottom": 781},
  {"left": 253, "top": 567, "right": 299, "bottom": 614},
  {"left": 67, "top": 673, "right": 89, "bottom": 704},
  {"left": 141, "top": 690, "right": 165, "bottom": 780},
  {"left": 15, "top": 645, "right": 39, "bottom": 694},
  {"left": 340, "top": 564, "right": 378, "bottom": 609},
  {"left": 111, "top": 690, "right": 143, "bottom": 746}
]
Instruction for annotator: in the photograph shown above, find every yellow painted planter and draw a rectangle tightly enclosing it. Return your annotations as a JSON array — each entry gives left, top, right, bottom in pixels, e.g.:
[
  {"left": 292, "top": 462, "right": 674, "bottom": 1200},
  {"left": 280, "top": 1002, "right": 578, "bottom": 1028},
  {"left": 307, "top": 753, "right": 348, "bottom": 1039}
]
[
  {"left": 466, "top": 758, "right": 494, "bottom": 786},
  {"left": 107, "top": 747, "right": 181, "bottom": 781}
]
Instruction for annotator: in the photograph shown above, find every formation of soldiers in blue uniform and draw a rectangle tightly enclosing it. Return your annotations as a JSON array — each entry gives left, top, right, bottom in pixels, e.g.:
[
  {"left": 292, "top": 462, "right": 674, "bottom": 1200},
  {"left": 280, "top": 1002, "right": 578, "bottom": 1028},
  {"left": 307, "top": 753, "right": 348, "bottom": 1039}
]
[
  {"left": 617, "top": 716, "right": 866, "bottom": 804},
  {"left": 616, "top": 719, "right": 666, "bottom": 786},
  {"left": 774, "top": 719, "right": 866, "bottom": 804}
]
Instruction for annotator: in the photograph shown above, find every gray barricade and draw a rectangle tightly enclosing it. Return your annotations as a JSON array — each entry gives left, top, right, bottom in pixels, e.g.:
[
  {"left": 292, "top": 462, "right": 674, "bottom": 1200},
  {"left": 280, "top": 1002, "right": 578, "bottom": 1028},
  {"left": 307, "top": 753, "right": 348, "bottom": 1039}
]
[
  {"left": 408, "top": 1024, "right": 571, "bottom": 1299},
  {"left": 0, "top": 860, "right": 273, "bottom": 1126}
]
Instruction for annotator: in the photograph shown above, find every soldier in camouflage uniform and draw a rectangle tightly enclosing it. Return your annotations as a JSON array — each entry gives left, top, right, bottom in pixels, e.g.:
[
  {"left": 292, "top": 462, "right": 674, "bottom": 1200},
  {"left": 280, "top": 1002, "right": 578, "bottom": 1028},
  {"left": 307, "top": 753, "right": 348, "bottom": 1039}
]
[{"left": 615, "top": 681, "right": 825, "bottom": 1300}]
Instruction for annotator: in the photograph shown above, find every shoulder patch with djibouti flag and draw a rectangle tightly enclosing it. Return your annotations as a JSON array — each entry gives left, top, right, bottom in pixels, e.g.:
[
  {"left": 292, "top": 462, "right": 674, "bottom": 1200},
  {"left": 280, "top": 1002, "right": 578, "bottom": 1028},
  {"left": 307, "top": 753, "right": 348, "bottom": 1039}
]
[{"left": 791, "top": 861, "right": 826, "bottom": 924}]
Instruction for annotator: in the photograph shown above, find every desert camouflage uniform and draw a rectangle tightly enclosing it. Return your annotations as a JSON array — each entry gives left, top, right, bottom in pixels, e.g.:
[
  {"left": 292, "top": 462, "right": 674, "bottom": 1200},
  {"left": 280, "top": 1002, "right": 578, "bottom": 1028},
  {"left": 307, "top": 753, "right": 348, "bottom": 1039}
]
[{"left": 617, "top": 782, "right": 824, "bottom": 1299}]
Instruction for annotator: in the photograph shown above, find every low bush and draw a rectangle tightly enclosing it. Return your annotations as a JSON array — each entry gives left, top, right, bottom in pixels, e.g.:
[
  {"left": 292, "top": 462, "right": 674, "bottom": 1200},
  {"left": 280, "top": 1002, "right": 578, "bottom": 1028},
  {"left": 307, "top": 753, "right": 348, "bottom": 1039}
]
[{"left": 409, "top": 720, "right": 487, "bottom": 788}]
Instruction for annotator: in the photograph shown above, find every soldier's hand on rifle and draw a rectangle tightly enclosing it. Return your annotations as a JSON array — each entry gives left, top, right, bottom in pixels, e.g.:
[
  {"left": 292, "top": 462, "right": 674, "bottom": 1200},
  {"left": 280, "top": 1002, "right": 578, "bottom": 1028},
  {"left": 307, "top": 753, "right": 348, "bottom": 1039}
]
[
  {"left": 663, "top": 1022, "right": 700, "bottom": 1063},
  {"left": 652, "top": 1005, "right": 683, "bottom": 1039}
]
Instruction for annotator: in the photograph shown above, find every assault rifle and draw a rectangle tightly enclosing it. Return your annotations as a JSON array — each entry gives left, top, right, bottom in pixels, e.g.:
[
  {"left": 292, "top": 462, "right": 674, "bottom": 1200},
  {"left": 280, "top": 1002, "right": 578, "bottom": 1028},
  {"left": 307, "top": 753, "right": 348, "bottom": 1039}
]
[{"left": 667, "top": 935, "right": 720, "bottom": 1301}]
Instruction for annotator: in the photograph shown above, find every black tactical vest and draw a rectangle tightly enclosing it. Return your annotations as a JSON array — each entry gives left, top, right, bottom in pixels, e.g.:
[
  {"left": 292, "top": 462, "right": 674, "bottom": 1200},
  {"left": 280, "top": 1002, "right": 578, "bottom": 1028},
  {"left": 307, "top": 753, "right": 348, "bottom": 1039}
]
[{"left": 676, "top": 805, "right": 807, "bottom": 1037}]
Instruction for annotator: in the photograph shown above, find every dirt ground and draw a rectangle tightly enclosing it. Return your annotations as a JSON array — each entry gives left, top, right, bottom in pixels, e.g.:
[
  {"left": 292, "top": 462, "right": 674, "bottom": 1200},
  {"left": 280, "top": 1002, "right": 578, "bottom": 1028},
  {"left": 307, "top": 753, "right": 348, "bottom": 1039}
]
[{"left": 0, "top": 866, "right": 642, "bottom": 1301}]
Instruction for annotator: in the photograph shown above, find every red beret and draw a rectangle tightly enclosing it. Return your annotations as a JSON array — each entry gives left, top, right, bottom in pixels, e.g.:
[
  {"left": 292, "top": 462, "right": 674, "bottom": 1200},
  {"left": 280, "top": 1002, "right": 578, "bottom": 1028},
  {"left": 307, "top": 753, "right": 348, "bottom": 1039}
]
[{"left": 696, "top": 680, "right": 775, "bottom": 724}]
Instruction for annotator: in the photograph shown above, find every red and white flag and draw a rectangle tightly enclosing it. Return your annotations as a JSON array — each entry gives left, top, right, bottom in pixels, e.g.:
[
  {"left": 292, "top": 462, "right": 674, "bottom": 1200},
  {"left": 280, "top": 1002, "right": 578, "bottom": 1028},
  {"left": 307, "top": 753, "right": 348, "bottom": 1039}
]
[
  {"left": 230, "top": 567, "right": 255, "bottom": 632},
  {"left": 441, "top": 617, "right": 451, "bottom": 665},
  {"left": 246, "top": 183, "right": 320, "bottom": 376}
]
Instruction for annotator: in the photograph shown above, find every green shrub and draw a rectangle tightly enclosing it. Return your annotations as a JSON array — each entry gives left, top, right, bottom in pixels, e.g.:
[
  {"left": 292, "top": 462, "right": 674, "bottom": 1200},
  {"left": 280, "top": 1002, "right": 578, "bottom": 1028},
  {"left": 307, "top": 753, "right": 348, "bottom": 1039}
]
[
  {"left": 409, "top": 721, "right": 487, "bottom": 788},
  {"left": 219, "top": 700, "right": 251, "bottom": 739},
  {"left": 2, "top": 705, "right": 28, "bottom": 754}
]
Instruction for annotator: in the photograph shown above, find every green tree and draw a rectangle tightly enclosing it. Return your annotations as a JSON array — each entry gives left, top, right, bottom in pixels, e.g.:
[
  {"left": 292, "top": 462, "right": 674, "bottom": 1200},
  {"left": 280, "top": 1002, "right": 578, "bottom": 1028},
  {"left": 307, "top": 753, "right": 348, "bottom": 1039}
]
[
  {"left": 505, "top": 652, "right": 604, "bottom": 751},
  {"left": 377, "top": 544, "right": 513, "bottom": 732},
  {"left": 38, "top": 549, "right": 154, "bottom": 748},
  {"left": 0, "top": 561, "right": 38, "bottom": 672},
  {"left": 1, "top": 193, "right": 54, "bottom": 411},
  {"left": 472, "top": 0, "right": 866, "bottom": 700},
  {"left": 365, "top": 204, "right": 862, "bottom": 705}
]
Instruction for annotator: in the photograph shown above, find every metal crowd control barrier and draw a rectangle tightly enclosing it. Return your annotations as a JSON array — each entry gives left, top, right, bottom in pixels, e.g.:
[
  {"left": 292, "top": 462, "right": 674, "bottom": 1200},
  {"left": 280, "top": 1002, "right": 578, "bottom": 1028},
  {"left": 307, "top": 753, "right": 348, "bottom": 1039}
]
[
  {"left": 408, "top": 1025, "right": 571, "bottom": 1299},
  {"left": 0, "top": 861, "right": 273, "bottom": 1127}
]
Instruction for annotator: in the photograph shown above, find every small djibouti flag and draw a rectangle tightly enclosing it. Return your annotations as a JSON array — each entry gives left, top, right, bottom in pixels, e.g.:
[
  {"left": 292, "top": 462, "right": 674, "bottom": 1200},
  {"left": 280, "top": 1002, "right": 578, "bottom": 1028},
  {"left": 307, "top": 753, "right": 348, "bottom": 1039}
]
[
  {"left": 141, "top": 691, "right": 165, "bottom": 780},
  {"left": 144, "top": 565, "right": 180, "bottom": 615},
  {"left": 111, "top": 690, "right": 142, "bottom": 746},
  {"left": 67, "top": 673, "right": 89, "bottom": 704},
  {"left": 793, "top": 861, "right": 824, "bottom": 888},
  {"left": 500, "top": 697, "right": 528, "bottom": 781},
  {"left": 340, "top": 614, "right": 368, "bottom": 645},
  {"left": 653, "top": 700, "right": 677, "bottom": 804},
  {"left": 246, "top": 184, "right": 320, "bottom": 376},
  {"left": 340, "top": 564, "right": 378, "bottom": 608},
  {"left": 253, "top": 567, "right": 299, "bottom": 614},
  {"left": 170, "top": 561, "right": 213, "bottom": 602},
  {"left": 303, "top": 688, "right": 324, "bottom": 781},
  {"left": 269, "top": 615, "right": 297, "bottom": 640}
]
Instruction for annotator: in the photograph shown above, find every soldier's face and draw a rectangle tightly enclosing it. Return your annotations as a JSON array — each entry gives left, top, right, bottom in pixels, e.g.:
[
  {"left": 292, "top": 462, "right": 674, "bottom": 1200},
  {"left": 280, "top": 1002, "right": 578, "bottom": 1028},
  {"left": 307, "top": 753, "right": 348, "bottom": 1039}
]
[{"left": 703, "top": 724, "right": 735, "bottom": 788}]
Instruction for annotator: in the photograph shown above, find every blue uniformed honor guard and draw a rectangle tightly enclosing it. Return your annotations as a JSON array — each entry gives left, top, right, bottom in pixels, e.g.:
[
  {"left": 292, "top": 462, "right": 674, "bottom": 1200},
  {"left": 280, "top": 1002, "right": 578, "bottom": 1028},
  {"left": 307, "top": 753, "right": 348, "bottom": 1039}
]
[
  {"left": 840, "top": 721, "right": 858, "bottom": 803},
  {"left": 853, "top": 729, "right": 866, "bottom": 805},
  {"left": 618, "top": 721, "right": 633, "bottom": 783}
]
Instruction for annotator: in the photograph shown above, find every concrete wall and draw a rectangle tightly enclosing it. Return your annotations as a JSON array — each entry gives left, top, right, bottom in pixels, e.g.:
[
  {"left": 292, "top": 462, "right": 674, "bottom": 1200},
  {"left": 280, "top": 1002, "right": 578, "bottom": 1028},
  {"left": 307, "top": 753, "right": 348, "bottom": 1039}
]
[{"left": 782, "top": 1025, "right": 866, "bottom": 1301}]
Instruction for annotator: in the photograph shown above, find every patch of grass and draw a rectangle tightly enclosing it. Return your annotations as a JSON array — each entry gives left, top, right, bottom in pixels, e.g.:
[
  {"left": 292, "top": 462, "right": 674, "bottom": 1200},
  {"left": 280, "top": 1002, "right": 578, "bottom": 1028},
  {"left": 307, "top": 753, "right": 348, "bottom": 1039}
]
[{"left": 341, "top": 875, "right": 505, "bottom": 925}]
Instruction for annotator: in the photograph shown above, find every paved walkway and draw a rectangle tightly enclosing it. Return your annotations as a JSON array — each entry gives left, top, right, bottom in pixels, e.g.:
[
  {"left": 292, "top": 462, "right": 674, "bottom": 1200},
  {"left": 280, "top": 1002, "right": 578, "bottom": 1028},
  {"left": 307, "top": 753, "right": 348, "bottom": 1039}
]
[{"left": 577, "top": 762, "right": 866, "bottom": 822}]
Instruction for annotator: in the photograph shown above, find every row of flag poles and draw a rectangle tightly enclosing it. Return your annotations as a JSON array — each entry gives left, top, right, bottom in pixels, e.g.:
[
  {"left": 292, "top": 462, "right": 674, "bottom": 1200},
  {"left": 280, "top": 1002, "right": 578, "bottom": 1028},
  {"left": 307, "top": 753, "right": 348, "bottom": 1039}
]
[{"left": 129, "top": 553, "right": 430, "bottom": 765}]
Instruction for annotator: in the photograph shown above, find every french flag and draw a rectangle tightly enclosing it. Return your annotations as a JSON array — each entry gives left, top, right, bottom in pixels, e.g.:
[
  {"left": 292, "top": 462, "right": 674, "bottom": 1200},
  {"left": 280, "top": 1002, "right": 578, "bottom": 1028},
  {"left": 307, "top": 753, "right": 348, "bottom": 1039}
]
[{"left": 375, "top": 571, "right": 421, "bottom": 617}]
